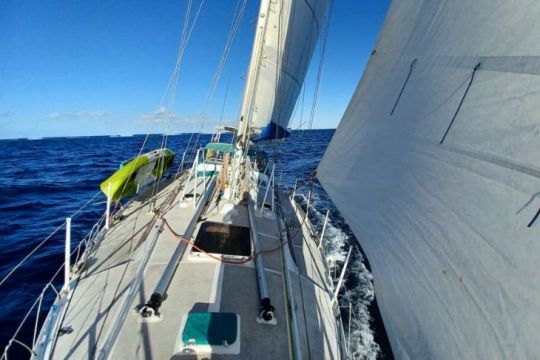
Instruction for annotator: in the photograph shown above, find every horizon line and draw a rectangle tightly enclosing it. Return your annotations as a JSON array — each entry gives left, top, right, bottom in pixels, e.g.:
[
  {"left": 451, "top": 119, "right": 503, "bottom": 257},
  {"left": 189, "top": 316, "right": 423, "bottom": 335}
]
[{"left": 0, "top": 128, "right": 336, "bottom": 141}]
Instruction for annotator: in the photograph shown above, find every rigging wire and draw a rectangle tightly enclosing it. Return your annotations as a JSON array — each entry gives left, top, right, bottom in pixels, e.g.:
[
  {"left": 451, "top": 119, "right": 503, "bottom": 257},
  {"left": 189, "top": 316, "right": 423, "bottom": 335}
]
[
  {"left": 108, "top": 0, "right": 205, "bottom": 207},
  {"left": 0, "top": 190, "right": 102, "bottom": 289},
  {"left": 0, "top": 223, "right": 65, "bottom": 289},
  {"left": 170, "top": 0, "right": 248, "bottom": 184},
  {"left": 280, "top": 0, "right": 333, "bottom": 187},
  {"left": 151, "top": 0, "right": 206, "bottom": 202},
  {"left": 163, "top": 0, "right": 206, "bottom": 112},
  {"left": 156, "top": 0, "right": 206, "bottom": 181},
  {"left": 306, "top": 0, "right": 332, "bottom": 132},
  {"left": 190, "top": 0, "right": 248, "bottom": 154},
  {"left": 217, "top": 76, "right": 232, "bottom": 132}
]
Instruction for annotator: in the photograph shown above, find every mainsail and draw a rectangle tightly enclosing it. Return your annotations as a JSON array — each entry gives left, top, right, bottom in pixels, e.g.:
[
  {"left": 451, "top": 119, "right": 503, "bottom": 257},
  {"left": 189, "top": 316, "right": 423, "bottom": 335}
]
[
  {"left": 318, "top": 0, "right": 540, "bottom": 359},
  {"left": 238, "top": 0, "right": 331, "bottom": 142}
]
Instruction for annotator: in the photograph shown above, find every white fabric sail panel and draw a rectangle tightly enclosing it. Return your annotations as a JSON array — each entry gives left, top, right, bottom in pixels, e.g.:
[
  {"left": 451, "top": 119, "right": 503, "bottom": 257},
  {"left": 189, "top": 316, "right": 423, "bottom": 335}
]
[
  {"left": 242, "top": 0, "right": 330, "bottom": 132},
  {"left": 317, "top": 1, "right": 540, "bottom": 359}
]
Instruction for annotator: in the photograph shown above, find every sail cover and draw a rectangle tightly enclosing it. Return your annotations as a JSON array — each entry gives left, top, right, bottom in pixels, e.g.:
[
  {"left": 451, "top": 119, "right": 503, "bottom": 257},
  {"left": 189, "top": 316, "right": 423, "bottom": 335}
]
[
  {"left": 239, "top": 0, "right": 331, "bottom": 141},
  {"left": 317, "top": 1, "right": 540, "bottom": 359}
]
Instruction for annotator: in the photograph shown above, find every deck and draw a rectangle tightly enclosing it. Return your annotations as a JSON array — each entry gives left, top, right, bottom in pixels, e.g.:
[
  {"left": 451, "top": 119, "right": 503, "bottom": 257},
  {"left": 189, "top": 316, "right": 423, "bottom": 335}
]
[{"left": 48, "top": 166, "right": 344, "bottom": 359}]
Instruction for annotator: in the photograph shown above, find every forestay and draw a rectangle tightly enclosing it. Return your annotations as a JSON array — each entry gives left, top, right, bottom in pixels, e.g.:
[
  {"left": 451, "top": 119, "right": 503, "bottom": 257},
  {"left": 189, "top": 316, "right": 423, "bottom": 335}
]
[
  {"left": 317, "top": 1, "right": 540, "bottom": 359},
  {"left": 238, "top": 0, "right": 331, "bottom": 141}
]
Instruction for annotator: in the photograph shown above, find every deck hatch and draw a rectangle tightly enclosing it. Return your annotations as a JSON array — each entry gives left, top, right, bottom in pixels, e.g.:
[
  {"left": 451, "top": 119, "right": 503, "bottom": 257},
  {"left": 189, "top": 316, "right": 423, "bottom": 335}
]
[
  {"left": 177, "top": 312, "right": 241, "bottom": 355},
  {"left": 193, "top": 222, "right": 251, "bottom": 256},
  {"left": 182, "top": 312, "right": 237, "bottom": 346}
]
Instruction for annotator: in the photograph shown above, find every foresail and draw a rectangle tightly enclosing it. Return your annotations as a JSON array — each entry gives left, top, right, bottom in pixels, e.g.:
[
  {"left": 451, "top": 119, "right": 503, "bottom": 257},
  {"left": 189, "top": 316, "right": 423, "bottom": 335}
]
[
  {"left": 317, "top": 1, "right": 540, "bottom": 359},
  {"left": 239, "top": 0, "right": 331, "bottom": 142}
]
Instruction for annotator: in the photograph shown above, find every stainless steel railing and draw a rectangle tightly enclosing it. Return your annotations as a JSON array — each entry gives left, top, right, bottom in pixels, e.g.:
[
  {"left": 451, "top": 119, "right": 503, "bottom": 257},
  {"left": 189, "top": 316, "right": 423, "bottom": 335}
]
[{"left": 1, "top": 210, "right": 106, "bottom": 360}]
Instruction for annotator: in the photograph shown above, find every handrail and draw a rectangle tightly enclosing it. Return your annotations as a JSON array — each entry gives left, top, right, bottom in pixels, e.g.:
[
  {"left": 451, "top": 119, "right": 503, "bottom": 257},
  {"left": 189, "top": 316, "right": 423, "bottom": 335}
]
[
  {"left": 2, "top": 163, "right": 192, "bottom": 359},
  {"left": 0, "top": 223, "right": 65, "bottom": 290},
  {"left": 289, "top": 186, "right": 368, "bottom": 359},
  {"left": 180, "top": 147, "right": 202, "bottom": 203},
  {"left": 0, "top": 191, "right": 102, "bottom": 290},
  {"left": 1, "top": 201, "right": 106, "bottom": 360},
  {"left": 4, "top": 176, "right": 364, "bottom": 359}
]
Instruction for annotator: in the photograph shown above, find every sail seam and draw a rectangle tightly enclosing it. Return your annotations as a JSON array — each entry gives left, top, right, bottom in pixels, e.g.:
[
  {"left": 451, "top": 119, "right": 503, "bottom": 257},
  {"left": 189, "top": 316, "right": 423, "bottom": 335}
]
[
  {"left": 262, "top": 58, "right": 303, "bottom": 89},
  {"left": 422, "top": 55, "right": 540, "bottom": 76},
  {"left": 440, "top": 143, "right": 540, "bottom": 180}
]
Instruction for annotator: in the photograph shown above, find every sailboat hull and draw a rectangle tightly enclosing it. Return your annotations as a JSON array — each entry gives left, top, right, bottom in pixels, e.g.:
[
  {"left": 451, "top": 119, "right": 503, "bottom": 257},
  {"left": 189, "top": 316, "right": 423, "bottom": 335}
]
[{"left": 33, "top": 154, "right": 346, "bottom": 359}]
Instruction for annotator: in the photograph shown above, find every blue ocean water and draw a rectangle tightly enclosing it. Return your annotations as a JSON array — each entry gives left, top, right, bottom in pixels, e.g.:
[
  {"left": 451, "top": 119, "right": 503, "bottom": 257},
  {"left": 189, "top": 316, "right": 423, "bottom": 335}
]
[{"left": 0, "top": 130, "right": 391, "bottom": 358}]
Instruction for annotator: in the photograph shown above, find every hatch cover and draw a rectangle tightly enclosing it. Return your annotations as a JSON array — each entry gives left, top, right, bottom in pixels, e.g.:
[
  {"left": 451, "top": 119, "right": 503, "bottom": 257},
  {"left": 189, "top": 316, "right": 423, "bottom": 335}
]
[{"left": 193, "top": 222, "right": 251, "bottom": 256}]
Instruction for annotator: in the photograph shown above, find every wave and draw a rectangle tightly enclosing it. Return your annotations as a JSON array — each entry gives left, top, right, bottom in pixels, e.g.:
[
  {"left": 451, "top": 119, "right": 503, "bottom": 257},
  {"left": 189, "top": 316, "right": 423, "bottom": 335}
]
[
  {"left": 306, "top": 201, "right": 380, "bottom": 360},
  {"left": 0, "top": 131, "right": 384, "bottom": 358}
]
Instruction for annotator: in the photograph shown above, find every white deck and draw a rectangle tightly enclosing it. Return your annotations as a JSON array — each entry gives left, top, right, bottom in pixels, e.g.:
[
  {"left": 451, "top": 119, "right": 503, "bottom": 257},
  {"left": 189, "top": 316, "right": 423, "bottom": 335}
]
[{"left": 48, "top": 168, "right": 344, "bottom": 359}]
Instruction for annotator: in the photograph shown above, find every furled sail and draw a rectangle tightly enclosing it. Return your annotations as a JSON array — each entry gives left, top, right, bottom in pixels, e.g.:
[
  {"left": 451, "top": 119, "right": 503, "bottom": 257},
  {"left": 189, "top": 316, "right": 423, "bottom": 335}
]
[
  {"left": 317, "top": 1, "right": 540, "bottom": 359},
  {"left": 238, "top": 0, "right": 331, "bottom": 142}
]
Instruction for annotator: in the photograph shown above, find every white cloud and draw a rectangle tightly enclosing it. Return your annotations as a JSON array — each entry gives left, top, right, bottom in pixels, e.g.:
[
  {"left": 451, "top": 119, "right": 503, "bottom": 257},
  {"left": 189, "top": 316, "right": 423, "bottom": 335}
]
[
  {"left": 48, "top": 110, "right": 107, "bottom": 120},
  {"left": 140, "top": 106, "right": 200, "bottom": 125}
]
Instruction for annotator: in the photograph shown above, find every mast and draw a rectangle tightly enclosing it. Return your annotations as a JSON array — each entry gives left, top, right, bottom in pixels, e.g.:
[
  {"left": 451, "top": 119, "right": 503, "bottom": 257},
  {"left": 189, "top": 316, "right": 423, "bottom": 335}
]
[{"left": 232, "top": 0, "right": 331, "bottom": 200}]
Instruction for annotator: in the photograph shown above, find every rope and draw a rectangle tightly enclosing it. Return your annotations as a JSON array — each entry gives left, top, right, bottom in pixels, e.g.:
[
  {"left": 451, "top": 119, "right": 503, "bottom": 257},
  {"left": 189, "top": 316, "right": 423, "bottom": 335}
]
[
  {"left": 390, "top": 58, "right": 417, "bottom": 115},
  {"left": 527, "top": 207, "right": 540, "bottom": 227},
  {"left": 161, "top": 217, "right": 288, "bottom": 264},
  {"left": 440, "top": 62, "right": 482, "bottom": 144}
]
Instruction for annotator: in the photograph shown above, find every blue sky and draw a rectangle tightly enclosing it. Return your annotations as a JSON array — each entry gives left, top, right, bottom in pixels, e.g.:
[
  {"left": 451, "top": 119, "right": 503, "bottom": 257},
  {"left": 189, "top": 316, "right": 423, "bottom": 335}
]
[{"left": 0, "top": 0, "right": 389, "bottom": 139}]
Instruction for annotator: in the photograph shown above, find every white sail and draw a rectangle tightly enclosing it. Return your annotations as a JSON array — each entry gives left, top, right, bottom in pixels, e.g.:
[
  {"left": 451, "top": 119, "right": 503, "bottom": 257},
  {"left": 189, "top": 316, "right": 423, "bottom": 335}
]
[
  {"left": 317, "top": 1, "right": 540, "bottom": 359},
  {"left": 238, "top": 0, "right": 330, "bottom": 141}
]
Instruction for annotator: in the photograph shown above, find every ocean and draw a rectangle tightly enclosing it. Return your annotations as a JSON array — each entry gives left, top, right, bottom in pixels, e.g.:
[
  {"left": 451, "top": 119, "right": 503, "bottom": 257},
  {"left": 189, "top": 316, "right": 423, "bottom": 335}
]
[{"left": 0, "top": 129, "right": 391, "bottom": 359}]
